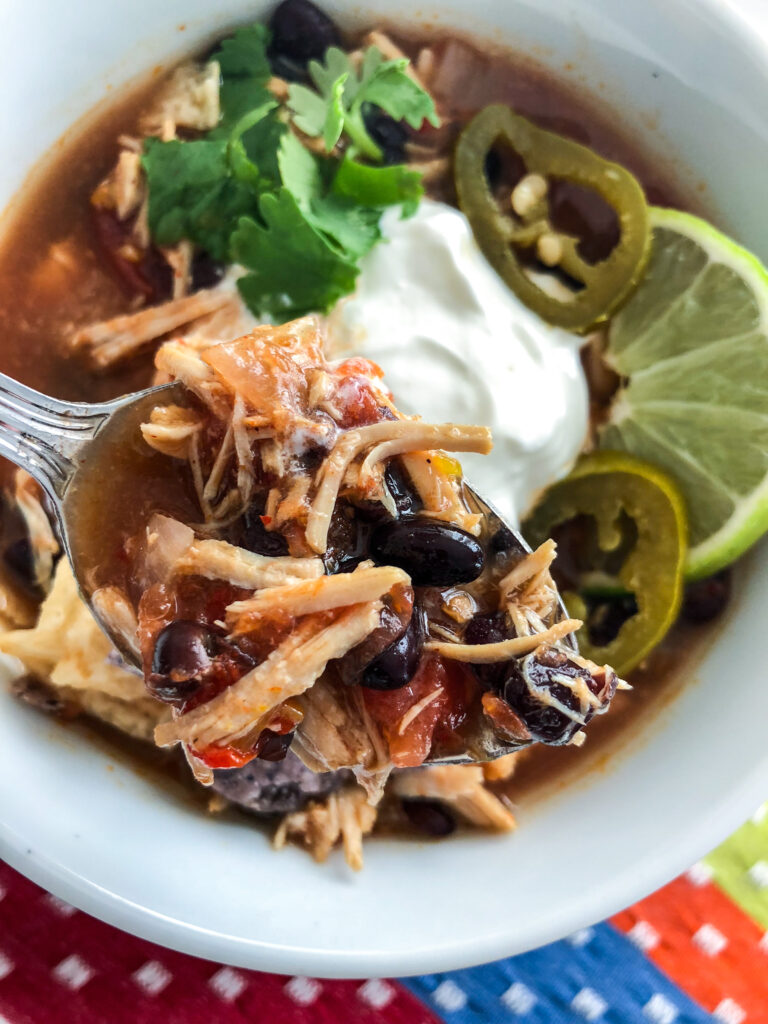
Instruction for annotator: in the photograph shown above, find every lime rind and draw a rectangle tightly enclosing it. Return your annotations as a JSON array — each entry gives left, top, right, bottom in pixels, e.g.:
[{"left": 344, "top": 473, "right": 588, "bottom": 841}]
[{"left": 602, "top": 207, "right": 768, "bottom": 579}]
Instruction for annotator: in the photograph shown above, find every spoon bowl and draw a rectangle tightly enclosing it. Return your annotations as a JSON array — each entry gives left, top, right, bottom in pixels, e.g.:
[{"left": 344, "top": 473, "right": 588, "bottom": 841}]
[
  {"left": 0, "top": 370, "right": 577, "bottom": 764},
  {"left": 0, "top": 374, "right": 186, "bottom": 661}
]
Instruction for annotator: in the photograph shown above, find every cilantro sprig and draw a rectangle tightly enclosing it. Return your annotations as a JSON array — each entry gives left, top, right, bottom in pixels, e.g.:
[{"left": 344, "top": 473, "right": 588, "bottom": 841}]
[
  {"left": 287, "top": 46, "right": 440, "bottom": 161},
  {"left": 141, "top": 23, "right": 437, "bottom": 320}
]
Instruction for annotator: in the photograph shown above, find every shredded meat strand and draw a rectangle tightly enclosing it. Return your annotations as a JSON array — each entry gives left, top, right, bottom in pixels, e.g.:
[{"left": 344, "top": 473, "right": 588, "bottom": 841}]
[
  {"left": 426, "top": 618, "right": 581, "bottom": 661},
  {"left": 154, "top": 602, "right": 382, "bottom": 750}
]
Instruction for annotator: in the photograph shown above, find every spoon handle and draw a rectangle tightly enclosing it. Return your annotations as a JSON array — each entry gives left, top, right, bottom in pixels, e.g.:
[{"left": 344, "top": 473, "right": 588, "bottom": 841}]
[{"left": 0, "top": 372, "right": 108, "bottom": 500}]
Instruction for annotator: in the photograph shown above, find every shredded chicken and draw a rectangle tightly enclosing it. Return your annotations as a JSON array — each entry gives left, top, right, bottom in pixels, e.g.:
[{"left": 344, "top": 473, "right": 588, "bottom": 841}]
[
  {"left": 114, "top": 150, "right": 144, "bottom": 220},
  {"left": 91, "top": 148, "right": 144, "bottom": 221},
  {"left": 499, "top": 540, "right": 561, "bottom": 635},
  {"left": 71, "top": 285, "right": 236, "bottom": 367},
  {"left": 393, "top": 765, "right": 516, "bottom": 831},
  {"left": 499, "top": 540, "right": 557, "bottom": 598},
  {"left": 408, "top": 156, "right": 452, "bottom": 184},
  {"left": 141, "top": 404, "right": 203, "bottom": 458},
  {"left": 399, "top": 451, "right": 483, "bottom": 535},
  {"left": 0, "top": 570, "right": 37, "bottom": 630},
  {"left": 154, "top": 602, "right": 382, "bottom": 752},
  {"left": 202, "top": 422, "right": 234, "bottom": 502},
  {"left": 154, "top": 338, "right": 227, "bottom": 411},
  {"left": 225, "top": 565, "right": 410, "bottom": 630},
  {"left": 162, "top": 240, "right": 194, "bottom": 300},
  {"left": 358, "top": 424, "right": 492, "bottom": 488},
  {"left": 307, "top": 420, "right": 491, "bottom": 553},
  {"left": 274, "top": 787, "right": 378, "bottom": 870},
  {"left": 0, "top": 561, "right": 149, "bottom": 708},
  {"left": 292, "top": 677, "right": 392, "bottom": 802},
  {"left": 140, "top": 60, "right": 221, "bottom": 135},
  {"left": 426, "top": 618, "right": 581, "bottom": 662},
  {"left": 175, "top": 535, "right": 323, "bottom": 589}
]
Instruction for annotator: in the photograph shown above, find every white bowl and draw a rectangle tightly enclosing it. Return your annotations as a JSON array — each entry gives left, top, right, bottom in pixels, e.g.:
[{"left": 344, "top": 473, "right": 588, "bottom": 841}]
[{"left": 2, "top": 0, "right": 768, "bottom": 979}]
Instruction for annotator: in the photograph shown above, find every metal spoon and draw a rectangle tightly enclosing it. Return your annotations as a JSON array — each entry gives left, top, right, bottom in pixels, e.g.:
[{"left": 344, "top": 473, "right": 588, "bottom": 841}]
[
  {"left": 0, "top": 371, "right": 577, "bottom": 764},
  {"left": 0, "top": 372, "right": 185, "bottom": 662}
]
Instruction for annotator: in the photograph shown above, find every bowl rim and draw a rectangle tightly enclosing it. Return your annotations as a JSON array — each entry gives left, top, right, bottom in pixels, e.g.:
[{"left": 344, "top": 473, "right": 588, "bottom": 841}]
[{"left": 2, "top": 0, "right": 768, "bottom": 981}]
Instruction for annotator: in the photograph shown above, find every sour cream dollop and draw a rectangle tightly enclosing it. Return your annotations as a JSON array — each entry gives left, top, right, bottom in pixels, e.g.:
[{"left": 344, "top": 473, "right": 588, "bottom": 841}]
[{"left": 327, "top": 200, "right": 589, "bottom": 524}]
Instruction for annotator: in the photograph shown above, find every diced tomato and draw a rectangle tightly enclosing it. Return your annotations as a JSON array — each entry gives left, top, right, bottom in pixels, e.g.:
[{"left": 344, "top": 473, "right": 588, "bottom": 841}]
[
  {"left": 334, "top": 374, "right": 389, "bottom": 428},
  {"left": 363, "top": 654, "right": 478, "bottom": 767},
  {"left": 331, "top": 356, "right": 391, "bottom": 427},
  {"left": 137, "top": 577, "right": 249, "bottom": 674},
  {"left": 190, "top": 744, "right": 256, "bottom": 770},
  {"left": 335, "top": 356, "right": 385, "bottom": 380}
]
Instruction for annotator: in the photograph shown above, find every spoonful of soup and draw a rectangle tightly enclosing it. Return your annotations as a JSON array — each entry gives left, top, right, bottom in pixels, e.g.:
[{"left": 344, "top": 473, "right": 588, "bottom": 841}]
[{"left": 0, "top": 316, "right": 619, "bottom": 789}]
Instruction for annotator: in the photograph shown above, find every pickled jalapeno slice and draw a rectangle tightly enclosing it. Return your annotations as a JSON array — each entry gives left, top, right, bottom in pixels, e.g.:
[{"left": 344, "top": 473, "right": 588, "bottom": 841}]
[
  {"left": 523, "top": 450, "right": 687, "bottom": 675},
  {"left": 454, "top": 104, "right": 651, "bottom": 332}
]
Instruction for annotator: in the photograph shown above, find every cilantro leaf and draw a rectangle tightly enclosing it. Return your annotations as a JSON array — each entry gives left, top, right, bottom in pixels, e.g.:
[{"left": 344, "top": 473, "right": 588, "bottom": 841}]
[
  {"left": 211, "top": 78, "right": 274, "bottom": 135},
  {"left": 232, "top": 190, "right": 359, "bottom": 319},
  {"left": 333, "top": 156, "right": 423, "bottom": 214},
  {"left": 212, "top": 24, "right": 271, "bottom": 78},
  {"left": 277, "top": 135, "right": 380, "bottom": 259},
  {"left": 184, "top": 179, "right": 260, "bottom": 261},
  {"left": 323, "top": 73, "right": 348, "bottom": 151},
  {"left": 240, "top": 110, "right": 288, "bottom": 184},
  {"left": 359, "top": 61, "right": 440, "bottom": 131},
  {"left": 226, "top": 100, "right": 281, "bottom": 188},
  {"left": 308, "top": 47, "right": 358, "bottom": 102},
  {"left": 286, "top": 84, "right": 329, "bottom": 138},
  {"left": 287, "top": 45, "right": 439, "bottom": 161},
  {"left": 309, "top": 195, "right": 381, "bottom": 259},
  {"left": 141, "top": 26, "right": 429, "bottom": 324},
  {"left": 277, "top": 132, "right": 324, "bottom": 210},
  {"left": 142, "top": 137, "right": 260, "bottom": 261},
  {"left": 209, "top": 24, "right": 273, "bottom": 134}
]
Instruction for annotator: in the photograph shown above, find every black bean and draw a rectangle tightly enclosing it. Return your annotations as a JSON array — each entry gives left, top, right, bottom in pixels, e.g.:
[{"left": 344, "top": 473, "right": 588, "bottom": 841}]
[
  {"left": 502, "top": 659, "right": 575, "bottom": 744},
  {"left": 384, "top": 460, "right": 422, "bottom": 517},
  {"left": 240, "top": 509, "right": 290, "bottom": 557},
  {"left": 402, "top": 799, "right": 456, "bottom": 837},
  {"left": 353, "top": 461, "right": 422, "bottom": 524},
  {"left": 362, "top": 103, "right": 409, "bottom": 164},
  {"left": 323, "top": 504, "right": 370, "bottom": 575},
  {"left": 257, "top": 731, "right": 293, "bottom": 762},
  {"left": 268, "top": 0, "right": 342, "bottom": 65},
  {"left": 682, "top": 571, "right": 731, "bottom": 624},
  {"left": 502, "top": 648, "right": 616, "bottom": 745},
  {"left": 338, "top": 596, "right": 411, "bottom": 686},
  {"left": 362, "top": 608, "right": 424, "bottom": 690},
  {"left": 148, "top": 620, "right": 218, "bottom": 703},
  {"left": 152, "top": 620, "right": 216, "bottom": 679},
  {"left": 464, "top": 612, "right": 507, "bottom": 646},
  {"left": 268, "top": 52, "right": 310, "bottom": 83},
  {"left": 370, "top": 517, "right": 485, "bottom": 587},
  {"left": 463, "top": 612, "right": 510, "bottom": 689},
  {"left": 191, "top": 251, "right": 226, "bottom": 292}
]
